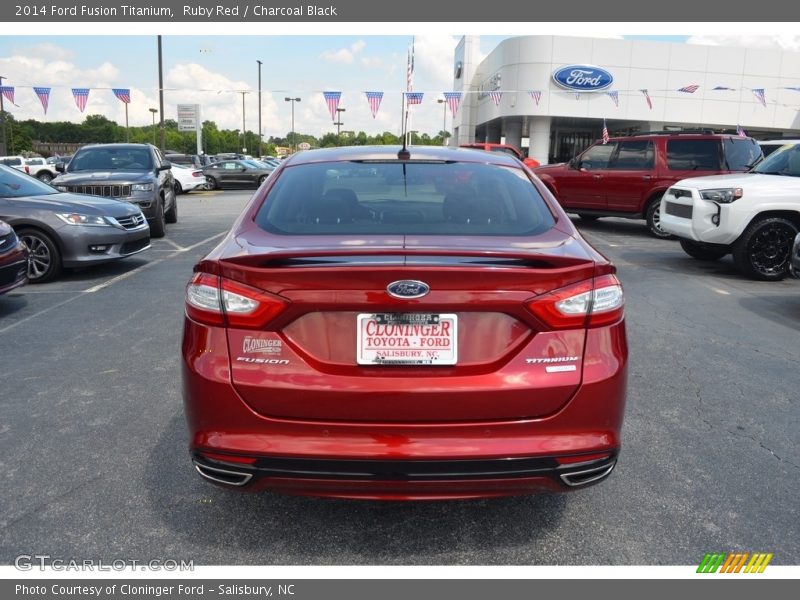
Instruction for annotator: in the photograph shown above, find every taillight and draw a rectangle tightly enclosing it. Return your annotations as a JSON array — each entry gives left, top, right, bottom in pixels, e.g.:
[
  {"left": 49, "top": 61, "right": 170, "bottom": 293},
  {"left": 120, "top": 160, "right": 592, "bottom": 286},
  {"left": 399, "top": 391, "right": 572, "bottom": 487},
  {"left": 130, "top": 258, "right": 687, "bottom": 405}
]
[
  {"left": 527, "top": 274, "right": 624, "bottom": 330},
  {"left": 185, "top": 272, "right": 288, "bottom": 328}
]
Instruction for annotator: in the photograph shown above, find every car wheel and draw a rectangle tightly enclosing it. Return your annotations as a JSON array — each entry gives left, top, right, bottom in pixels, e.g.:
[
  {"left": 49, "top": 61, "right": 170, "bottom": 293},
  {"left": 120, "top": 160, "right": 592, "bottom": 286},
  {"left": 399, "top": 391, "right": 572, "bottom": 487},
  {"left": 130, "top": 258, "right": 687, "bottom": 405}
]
[
  {"left": 577, "top": 214, "right": 599, "bottom": 222},
  {"left": 37, "top": 172, "right": 53, "bottom": 184},
  {"left": 679, "top": 239, "right": 729, "bottom": 261},
  {"left": 732, "top": 216, "right": 797, "bottom": 281},
  {"left": 165, "top": 194, "right": 178, "bottom": 224},
  {"left": 149, "top": 198, "right": 167, "bottom": 238},
  {"left": 645, "top": 196, "right": 675, "bottom": 239},
  {"left": 258, "top": 175, "right": 268, "bottom": 186},
  {"left": 205, "top": 176, "right": 217, "bottom": 191},
  {"left": 17, "top": 228, "right": 62, "bottom": 283},
  {"left": 174, "top": 181, "right": 183, "bottom": 195}
]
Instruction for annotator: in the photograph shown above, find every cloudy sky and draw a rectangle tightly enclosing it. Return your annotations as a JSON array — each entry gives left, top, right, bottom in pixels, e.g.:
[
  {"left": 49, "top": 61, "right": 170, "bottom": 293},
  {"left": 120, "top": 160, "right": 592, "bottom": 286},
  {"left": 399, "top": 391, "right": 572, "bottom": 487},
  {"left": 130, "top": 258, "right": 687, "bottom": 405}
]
[{"left": 0, "top": 34, "right": 798, "bottom": 139}]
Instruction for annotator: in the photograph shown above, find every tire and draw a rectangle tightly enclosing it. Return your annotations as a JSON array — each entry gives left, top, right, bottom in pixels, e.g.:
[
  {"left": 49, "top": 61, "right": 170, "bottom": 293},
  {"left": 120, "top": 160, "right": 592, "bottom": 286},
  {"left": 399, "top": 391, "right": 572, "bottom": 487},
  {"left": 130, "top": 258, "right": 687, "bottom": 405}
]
[
  {"left": 205, "top": 176, "right": 217, "bottom": 191},
  {"left": 645, "top": 196, "right": 675, "bottom": 239},
  {"left": 17, "top": 228, "right": 62, "bottom": 283},
  {"left": 258, "top": 175, "right": 268, "bottom": 187},
  {"left": 577, "top": 214, "right": 599, "bottom": 222},
  {"left": 174, "top": 181, "right": 183, "bottom": 195},
  {"left": 165, "top": 194, "right": 178, "bottom": 224},
  {"left": 37, "top": 172, "right": 54, "bottom": 184},
  {"left": 679, "top": 239, "right": 729, "bottom": 261},
  {"left": 732, "top": 216, "right": 798, "bottom": 281},
  {"left": 149, "top": 198, "right": 167, "bottom": 238}
]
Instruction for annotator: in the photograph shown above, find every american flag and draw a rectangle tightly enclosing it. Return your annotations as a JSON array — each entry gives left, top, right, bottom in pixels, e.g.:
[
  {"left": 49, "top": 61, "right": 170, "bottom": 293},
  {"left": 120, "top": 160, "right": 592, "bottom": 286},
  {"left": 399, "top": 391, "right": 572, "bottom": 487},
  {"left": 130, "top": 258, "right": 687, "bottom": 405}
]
[
  {"left": 33, "top": 86, "right": 51, "bottom": 114},
  {"left": 712, "top": 86, "right": 735, "bottom": 91},
  {"left": 0, "top": 86, "right": 15, "bottom": 105},
  {"left": 406, "top": 38, "right": 414, "bottom": 92},
  {"left": 72, "top": 88, "right": 90, "bottom": 113},
  {"left": 405, "top": 92, "right": 423, "bottom": 105},
  {"left": 606, "top": 90, "right": 619, "bottom": 107},
  {"left": 112, "top": 88, "right": 131, "bottom": 104},
  {"left": 364, "top": 91, "right": 383, "bottom": 118},
  {"left": 323, "top": 91, "right": 341, "bottom": 121},
  {"left": 529, "top": 90, "right": 542, "bottom": 106},
  {"left": 443, "top": 91, "right": 461, "bottom": 118},
  {"left": 752, "top": 88, "right": 767, "bottom": 107},
  {"left": 489, "top": 91, "right": 503, "bottom": 106},
  {"left": 783, "top": 86, "right": 800, "bottom": 92},
  {"left": 678, "top": 84, "right": 700, "bottom": 93},
  {"left": 736, "top": 124, "right": 747, "bottom": 138},
  {"left": 640, "top": 89, "right": 653, "bottom": 109},
  {"left": 602, "top": 119, "right": 609, "bottom": 145}
]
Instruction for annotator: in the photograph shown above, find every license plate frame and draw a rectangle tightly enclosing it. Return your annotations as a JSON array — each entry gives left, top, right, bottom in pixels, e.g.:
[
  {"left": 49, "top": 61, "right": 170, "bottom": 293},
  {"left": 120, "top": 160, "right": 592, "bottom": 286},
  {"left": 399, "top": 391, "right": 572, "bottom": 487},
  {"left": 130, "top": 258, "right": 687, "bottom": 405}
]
[{"left": 356, "top": 313, "right": 458, "bottom": 366}]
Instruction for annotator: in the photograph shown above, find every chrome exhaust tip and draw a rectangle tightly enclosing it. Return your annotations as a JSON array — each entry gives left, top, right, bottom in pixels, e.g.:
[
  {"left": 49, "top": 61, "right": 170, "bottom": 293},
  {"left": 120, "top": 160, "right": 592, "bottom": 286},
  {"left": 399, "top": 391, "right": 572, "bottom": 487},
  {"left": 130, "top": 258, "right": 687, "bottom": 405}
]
[
  {"left": 559, "top": 459, "right": 616, "bottom": 487},
  {"left": 193, "top": 460, "right": 253, "bottom": 487}
]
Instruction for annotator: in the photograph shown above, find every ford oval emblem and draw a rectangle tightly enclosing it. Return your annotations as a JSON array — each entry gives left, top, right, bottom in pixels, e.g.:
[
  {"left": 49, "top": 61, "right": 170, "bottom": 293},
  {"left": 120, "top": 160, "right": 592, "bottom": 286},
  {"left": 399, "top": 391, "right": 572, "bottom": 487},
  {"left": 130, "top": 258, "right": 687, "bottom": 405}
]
[
  {"left": 552, "top": 65, "right": 614, "bottom": 92},
  {"left": 387, "top": 280, "right": 430, "bottom": 299}
]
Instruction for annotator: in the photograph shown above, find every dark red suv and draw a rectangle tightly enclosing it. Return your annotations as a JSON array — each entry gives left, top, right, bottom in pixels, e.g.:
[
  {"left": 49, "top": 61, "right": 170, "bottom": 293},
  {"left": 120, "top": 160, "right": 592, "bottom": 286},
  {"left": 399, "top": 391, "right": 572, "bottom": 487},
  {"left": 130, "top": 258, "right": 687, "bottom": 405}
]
[{"left": 534, "top": 132, "right": 762, "bottom": 237}]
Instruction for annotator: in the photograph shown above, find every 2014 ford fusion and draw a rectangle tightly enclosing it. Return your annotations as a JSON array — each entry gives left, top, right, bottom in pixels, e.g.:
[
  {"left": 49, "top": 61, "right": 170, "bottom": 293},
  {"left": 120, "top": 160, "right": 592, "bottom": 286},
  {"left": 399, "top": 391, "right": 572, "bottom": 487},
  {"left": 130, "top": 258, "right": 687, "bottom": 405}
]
[{"left": 182, "top": 146, "right": 628, "bottom": 500}]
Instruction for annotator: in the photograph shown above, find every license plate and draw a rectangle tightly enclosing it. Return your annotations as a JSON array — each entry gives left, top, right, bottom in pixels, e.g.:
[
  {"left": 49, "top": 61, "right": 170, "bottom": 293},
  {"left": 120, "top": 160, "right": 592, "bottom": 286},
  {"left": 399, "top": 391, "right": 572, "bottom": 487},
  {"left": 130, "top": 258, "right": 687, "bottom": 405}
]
[{"left": 356, "top": 313, "right": 458, "bottom": 365}]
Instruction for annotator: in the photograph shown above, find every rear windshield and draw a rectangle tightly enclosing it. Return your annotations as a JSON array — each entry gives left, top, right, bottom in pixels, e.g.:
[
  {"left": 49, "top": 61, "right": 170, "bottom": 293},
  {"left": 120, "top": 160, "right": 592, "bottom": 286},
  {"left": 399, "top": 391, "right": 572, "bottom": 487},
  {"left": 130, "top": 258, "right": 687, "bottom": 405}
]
[
  {"left": 255, "top": 161, "right": 555, "bottom": 236},
  {"left": 69, "top": 147, "right": 153, "bottom": 171}
]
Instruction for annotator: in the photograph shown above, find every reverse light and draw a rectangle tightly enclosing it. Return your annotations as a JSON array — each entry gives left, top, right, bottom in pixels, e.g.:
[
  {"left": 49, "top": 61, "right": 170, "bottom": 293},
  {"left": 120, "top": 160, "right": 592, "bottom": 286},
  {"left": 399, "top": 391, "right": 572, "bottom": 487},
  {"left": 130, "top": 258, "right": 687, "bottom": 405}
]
[
  {"left": 700, "top": 188, "right": 742, "bottom": 203},
  {"left": 185, "top": 272, "right": 288, "bottom": 328},
  {"left": 527, "top": 274, "right": 624, "bottom": 329}
]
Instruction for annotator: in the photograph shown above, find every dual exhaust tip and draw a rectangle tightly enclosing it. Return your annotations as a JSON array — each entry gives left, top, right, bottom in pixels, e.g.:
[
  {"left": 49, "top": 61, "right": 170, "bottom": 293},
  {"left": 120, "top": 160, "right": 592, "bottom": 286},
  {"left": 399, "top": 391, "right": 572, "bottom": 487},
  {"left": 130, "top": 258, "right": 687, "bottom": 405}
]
[
  {"left": 193, "top": 460, "right": 253, "bottom": 487},
  {"left": 558, "top": 459, "right": 616, "bottom": 487}
]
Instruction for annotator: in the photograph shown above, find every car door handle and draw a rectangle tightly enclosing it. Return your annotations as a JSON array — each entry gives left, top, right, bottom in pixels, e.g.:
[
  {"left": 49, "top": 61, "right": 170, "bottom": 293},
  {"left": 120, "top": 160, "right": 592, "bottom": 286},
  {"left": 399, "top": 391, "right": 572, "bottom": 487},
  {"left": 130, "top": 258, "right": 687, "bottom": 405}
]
[
  {"left": 641, "top": 175, "right": 653, "bottom": 180},
  {"left": 593, "top": 175, "right": 602, "bottom": 180}
]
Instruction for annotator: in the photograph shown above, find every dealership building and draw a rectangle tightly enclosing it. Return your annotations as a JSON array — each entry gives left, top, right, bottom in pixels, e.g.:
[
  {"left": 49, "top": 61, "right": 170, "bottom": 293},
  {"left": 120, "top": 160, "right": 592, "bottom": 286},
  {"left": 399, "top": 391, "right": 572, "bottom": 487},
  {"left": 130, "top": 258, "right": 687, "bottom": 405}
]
[{"left": 451, "top": 35, "right": 800, "bottom": 164}]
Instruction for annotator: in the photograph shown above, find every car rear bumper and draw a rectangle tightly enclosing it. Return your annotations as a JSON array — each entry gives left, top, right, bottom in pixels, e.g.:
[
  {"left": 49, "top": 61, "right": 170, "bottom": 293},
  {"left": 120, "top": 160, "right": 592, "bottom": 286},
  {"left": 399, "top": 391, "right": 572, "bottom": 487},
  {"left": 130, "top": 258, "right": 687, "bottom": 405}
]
[
  {"left": 182, "top": 320, "right": 627, "bottom": 499},
  {"left": 0, "top": 246, "right": 28, "bottom": 295}
]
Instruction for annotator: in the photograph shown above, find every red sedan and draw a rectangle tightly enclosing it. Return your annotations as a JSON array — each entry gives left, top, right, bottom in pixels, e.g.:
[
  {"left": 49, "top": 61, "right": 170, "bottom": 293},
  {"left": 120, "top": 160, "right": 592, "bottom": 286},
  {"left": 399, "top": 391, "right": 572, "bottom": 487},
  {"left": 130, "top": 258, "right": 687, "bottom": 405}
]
[{"left": 182, "top": 146, "right": 627, "bottom": 500}]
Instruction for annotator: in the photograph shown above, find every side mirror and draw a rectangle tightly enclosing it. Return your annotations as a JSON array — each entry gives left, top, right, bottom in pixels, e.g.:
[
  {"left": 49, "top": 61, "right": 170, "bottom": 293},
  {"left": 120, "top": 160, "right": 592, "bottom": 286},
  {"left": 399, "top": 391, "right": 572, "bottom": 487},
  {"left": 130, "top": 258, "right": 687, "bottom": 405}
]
[
  {"left": 55, "top": 164, "right": 65, "bottom": 173},
  {"left": 157, "top": 161, "right": 172, "bottom": 171}
]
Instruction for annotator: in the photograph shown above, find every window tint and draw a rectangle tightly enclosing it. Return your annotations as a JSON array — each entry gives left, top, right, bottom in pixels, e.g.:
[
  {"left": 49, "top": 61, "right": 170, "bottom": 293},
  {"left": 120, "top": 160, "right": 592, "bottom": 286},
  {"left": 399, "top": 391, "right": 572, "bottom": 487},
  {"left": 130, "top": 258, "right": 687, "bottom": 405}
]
[
  {"left": 255, "top": 161, "right": 555, "bottom": 236},
  {"left": 578, "top": 143, "right": 616, "bottom": 170},
  {"left": 609, "top": 141, "right": 654, "bottom": 170},
  {"left": 753, "top": 144, "right": 800, "bottom": 177},
  {"left": 666, "top": 140, "right": 722, "bottom": 171},
  {"left": 1, "top": 158, "right": 22, "bottom": 166},
  {"left": 723, "top": 138, "right": 762, "bottom": 170},
  {"left": 0, "top": 165, "right": 58, "bottom": 197}
]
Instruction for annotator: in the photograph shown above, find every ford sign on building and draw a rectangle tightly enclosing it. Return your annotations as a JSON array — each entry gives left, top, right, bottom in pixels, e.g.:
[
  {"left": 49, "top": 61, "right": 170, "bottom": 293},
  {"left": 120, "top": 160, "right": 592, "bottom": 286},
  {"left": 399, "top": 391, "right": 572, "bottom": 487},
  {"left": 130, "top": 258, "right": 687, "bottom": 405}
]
[
  {"left": 552, "top": 65, "right": 613, "bottom": 92},
  {"left": 450, "top": 35, "right": 800, "bottom": 165}
]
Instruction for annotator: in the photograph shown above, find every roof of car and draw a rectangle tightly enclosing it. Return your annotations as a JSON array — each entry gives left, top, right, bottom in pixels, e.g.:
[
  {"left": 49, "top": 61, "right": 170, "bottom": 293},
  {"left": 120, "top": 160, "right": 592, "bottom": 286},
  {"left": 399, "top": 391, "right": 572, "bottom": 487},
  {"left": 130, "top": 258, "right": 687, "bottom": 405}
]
[
  {"left": 282, "top": 145, "right": 522, "bottom": 168},
  {"left": 80, "top": 143, "right": 154, "bottom": 150},
  {"left": 758, "top": 139, "right": 800, "bottom": 144}
]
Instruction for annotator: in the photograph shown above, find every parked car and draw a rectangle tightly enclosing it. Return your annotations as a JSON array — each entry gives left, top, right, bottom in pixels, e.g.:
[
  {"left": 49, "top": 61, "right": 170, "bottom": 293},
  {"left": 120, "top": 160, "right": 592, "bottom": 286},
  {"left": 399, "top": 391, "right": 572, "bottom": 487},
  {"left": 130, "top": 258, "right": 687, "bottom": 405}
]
[
  {"left": 0, "top": 218, "right": 28, "bottom": 295},
  {"left": 758, "top": 139, "right": 800, "bottom": 159},
  {"left": 52, "top": 143, "right": 176, "bottom": 238},
  {"left": 460, "top": 142, "right": 541, "bottom": 168},
  {"left": 24, "top": 157, "right": 58, "bottom": 183},
  {"left": 660, "top": 142, "right": 800, "bottom": 280},
  {"left": 202, "top": 159, "right": 273, "bottom": 190},
  {"left": 171, "top": 163, "right": 206, "bottom": 194},
  {"left": 0, "top": 164, "right": 150, "bottom": 283},
  {"left": 791, "top": 232, "right": 800, "bottom": 278},
  {"left": 182, "top": 145, "right": 627, "bottom": 499},
  {"left": 0, "top": 156, "right": 31, "bottom": 175},
  {"left": 534, "top": 131, "right": 763, "bottom": 237}
]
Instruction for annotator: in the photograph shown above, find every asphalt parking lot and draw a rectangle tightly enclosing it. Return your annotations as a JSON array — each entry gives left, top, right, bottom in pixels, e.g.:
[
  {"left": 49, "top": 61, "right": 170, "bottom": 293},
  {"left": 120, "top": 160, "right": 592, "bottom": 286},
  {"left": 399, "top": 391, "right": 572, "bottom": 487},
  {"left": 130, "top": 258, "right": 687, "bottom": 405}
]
[{"left": 1, "top": 189, "right": 798, "bottom": 566}]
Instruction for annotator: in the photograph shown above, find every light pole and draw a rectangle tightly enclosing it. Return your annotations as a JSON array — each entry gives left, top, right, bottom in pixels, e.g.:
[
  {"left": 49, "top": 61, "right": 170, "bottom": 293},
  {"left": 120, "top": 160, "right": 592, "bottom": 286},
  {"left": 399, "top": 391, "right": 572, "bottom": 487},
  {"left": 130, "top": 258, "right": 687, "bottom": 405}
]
[
  {"left": 335, "top": 107, "right": 346, "bottom": 142},
  {"left": 157, "top": 35, "right": 165, "bottom": 152},
  {"left": 149, "top": 108, "right": 158, "bottom": 145},
  {"left": 238, "top": 91, "right": 249, "bottom": 153},
  {"left": 437, "top": 98, "right": 447, "bottom": 147},
  {"left": 256, "top": 60, "right": 263, "bottom": 158},
  {"left": 0, "top": 75, "right": 7, "bottom": 155},
  {"left": 284, "top": 97, "right": 300, "bottom": 153}
]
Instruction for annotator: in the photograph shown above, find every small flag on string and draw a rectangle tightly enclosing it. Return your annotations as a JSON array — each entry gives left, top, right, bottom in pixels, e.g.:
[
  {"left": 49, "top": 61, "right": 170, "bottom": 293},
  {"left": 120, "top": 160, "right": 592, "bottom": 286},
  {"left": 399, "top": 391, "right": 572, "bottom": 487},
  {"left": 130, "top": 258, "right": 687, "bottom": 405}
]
[
  {"left": 34, "top": 86, "right": 51, "bottom": 114},
  {"left": 405, "top": 92, "right": 424, "bottom": 105},
  {"left": 489, "top": 91, "right": 503, "bottom": 106},
  {"left": 323, "top": 91, "right": 342, "bottom": 121},
  {"left": 752, "top": 88, "right": 767, "bottom": 107},
  {"left": 678, "top": 84, "right": 700, "bottom": 93},
  {"left": 640, "top": 89, "right": 653, "bottom": 109},
  {"left": 602, "top": 119, "right": 609, "bottom": 145},
  {"left": 783, "top": 86, "right": 800, "bottom": 92},
  {"left": 443, "top": 91, "right": 461, "bottom": 118},
  {"left": 364, "top": 91, "right": 383, "bottom": 119},
  {"left": 529, "top": 90, "right": 542, "bottom": 106},
  {"left": 606, "top": 90, "right": 619, "bottom": 107},
  {"left": 112, "top": 88, "right": 131, "bottom": 104},
  {"left": 736, "top": 124, "right": 747, "bottom": 138},
  {"left": 72, "top": 88, "right": 90, "bottom": 113},
  {"left": 0, "top": 86, "right": 16, "bottom": 106},
  {"left": 712, "top": 85, "right": 735, "bottom": 91}
]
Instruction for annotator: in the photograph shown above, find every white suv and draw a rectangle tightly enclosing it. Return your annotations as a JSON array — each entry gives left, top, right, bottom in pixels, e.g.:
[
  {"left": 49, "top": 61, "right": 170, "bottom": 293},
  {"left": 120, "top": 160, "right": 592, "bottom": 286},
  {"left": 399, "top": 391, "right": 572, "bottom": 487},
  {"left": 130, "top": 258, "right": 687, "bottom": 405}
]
[{"left": 660, "top": 142, "right": 800, "bottom": 280}]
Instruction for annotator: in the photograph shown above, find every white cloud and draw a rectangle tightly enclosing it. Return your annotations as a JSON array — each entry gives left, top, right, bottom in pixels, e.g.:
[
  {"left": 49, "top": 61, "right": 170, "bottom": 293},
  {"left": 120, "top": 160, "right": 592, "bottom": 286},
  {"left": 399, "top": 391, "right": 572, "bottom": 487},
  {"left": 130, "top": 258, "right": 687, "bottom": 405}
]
[
  {"left": 687, "top": 35, "right": 800, "bottom": 51},
  {"left": 320, "top": 39, "right": 367, "bottom": 64}
]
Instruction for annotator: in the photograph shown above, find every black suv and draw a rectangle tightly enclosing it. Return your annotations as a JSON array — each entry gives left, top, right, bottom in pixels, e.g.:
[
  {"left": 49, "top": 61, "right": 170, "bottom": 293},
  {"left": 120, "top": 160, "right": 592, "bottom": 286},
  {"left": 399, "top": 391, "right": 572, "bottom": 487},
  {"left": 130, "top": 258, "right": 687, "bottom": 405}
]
[
  {"left": 534, "top": 131, "right": 762, "bottom": 237},
  {"left": 52, "top": 143, "right": 176, "bottom": 237}
]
